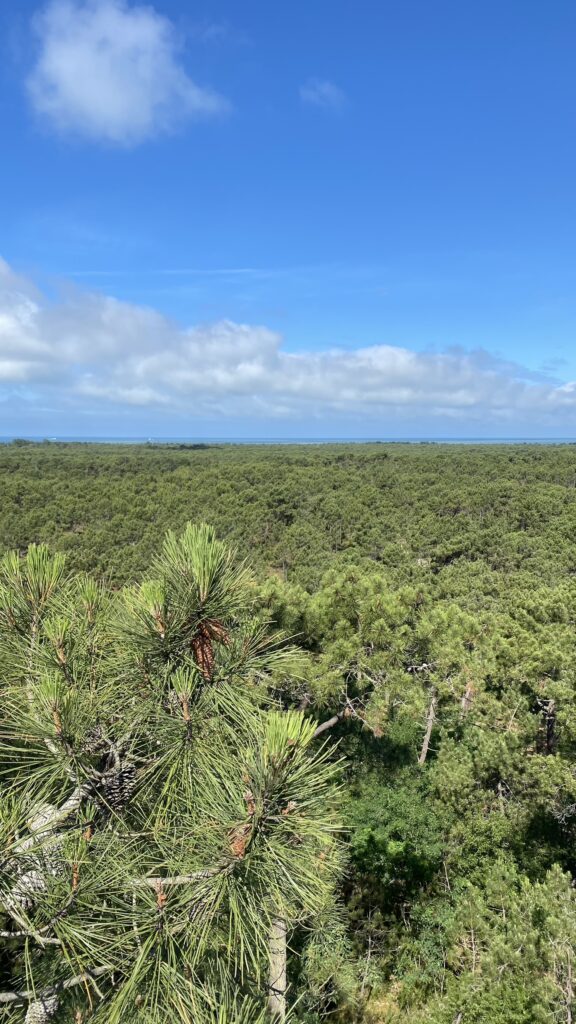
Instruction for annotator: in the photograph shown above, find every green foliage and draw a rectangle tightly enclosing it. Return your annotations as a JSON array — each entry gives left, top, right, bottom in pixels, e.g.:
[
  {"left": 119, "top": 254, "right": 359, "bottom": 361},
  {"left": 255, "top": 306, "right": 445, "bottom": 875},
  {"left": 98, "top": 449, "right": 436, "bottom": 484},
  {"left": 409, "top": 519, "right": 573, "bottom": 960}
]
[
  {"left": 0, "top": 526, "right": 342, "bottom": 1022},
  {"left": 394, "top": 863, "right": 576, "bottom": 1024},
  {"left": 2, "top": 442, "right": 576, "bottom": 1021}
]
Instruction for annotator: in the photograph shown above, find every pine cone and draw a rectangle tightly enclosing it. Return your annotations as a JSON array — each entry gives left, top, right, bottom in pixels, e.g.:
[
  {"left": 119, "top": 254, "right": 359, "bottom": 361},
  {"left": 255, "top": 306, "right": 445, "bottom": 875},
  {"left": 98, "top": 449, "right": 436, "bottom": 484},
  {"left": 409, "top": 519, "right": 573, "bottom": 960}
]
[
  {"left": 103, "top": 763, "right": 137, "bottom": 810},
  {"left": 83, "top": 725, "right": 105, "bottom": 754},
  {"left": 7, "top": 841, "right": 63, "bottom": 913},
  {"left": 25, "top": 995, "right": 59, "bottom": 1023},
  {"left": 229, "top": 822, "right": 252, "bottom": 859},
  {"left": 9, "top": 869, "right": 47, "bottom": 911}
]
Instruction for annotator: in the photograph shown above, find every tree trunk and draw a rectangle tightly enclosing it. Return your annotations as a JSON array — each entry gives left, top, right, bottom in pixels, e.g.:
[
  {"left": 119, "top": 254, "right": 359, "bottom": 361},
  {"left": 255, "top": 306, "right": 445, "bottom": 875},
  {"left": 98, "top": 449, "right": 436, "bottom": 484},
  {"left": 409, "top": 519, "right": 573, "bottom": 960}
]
[
  {"left": 460, "top": 683, "right": 474, "bottom": 714},
  {"left": 566, "top": 954, "right": 573, "bottom": 1024},
  {"left": 267, "top": 917, "right": 287, "bottom": 1022},
  {"left": 418, "top": 693, "right": 437, "bottom": 765},
  {"left": 546, "top": 699, "right": 557, "bottom": 754}
]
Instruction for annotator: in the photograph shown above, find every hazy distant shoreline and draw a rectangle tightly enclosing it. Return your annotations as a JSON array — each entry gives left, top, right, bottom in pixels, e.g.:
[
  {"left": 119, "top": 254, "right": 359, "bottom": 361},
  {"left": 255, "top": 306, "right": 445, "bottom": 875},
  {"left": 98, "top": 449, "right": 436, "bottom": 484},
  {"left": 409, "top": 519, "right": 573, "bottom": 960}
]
[{"left": 2, "top": 436, "right": 576, "bottom": 447}]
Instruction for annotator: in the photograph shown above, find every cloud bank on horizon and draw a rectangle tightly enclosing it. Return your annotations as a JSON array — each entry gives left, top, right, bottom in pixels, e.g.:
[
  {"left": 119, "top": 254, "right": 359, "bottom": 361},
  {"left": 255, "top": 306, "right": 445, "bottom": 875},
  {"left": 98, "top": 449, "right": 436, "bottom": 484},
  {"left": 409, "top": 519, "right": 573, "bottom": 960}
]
[
  {"left": 1, "top": 258, "right": 575, "bottom": 433},
  {"left": 26, "top": 0, "right": 228, "bottom": 145}
]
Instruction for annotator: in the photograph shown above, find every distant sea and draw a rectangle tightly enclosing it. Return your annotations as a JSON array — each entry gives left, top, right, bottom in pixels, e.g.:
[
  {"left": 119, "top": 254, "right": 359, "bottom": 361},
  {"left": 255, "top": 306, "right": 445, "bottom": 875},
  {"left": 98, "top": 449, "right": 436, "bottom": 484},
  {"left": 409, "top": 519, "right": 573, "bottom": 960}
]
[{"left": 2, "top": 437, "right": 576, "bottom": 446}]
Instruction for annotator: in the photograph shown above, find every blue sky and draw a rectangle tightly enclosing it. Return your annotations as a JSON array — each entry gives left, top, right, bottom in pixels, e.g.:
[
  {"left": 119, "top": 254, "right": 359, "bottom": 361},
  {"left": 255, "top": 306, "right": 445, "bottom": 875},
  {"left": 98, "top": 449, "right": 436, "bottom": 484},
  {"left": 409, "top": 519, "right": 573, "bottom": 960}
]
[{"left": 1, "top": 0, "right": 576, "bottom": 437}]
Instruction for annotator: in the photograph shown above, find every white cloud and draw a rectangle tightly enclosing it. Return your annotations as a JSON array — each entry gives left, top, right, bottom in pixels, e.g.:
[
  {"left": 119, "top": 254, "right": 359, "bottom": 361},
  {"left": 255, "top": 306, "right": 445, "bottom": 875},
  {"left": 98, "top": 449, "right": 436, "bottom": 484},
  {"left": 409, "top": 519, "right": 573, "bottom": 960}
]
[
  {"left": 1, "top": 258, "right": 575, "bottom": 426},
  {"left": 26, "top": 0, "right": 228, "bottom": 145},
  {"left": 299, "top": 78, "right": 348, "bottom": 111}
]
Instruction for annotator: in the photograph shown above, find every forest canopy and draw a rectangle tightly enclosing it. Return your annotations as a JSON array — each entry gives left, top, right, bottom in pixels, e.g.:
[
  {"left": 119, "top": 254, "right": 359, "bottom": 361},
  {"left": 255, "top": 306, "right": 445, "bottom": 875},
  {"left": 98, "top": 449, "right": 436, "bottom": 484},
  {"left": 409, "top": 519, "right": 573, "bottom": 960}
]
[{"left": 2, "top": 441, "right": 576, "bottom": 1022}]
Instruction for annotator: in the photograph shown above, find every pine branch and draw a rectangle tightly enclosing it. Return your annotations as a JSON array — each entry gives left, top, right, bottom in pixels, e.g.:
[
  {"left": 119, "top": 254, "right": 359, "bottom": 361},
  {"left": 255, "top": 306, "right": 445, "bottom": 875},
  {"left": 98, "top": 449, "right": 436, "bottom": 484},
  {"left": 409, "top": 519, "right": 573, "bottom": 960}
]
[
  {"left": 134, "top": 863, "right": 233, "bottom": 888},
  {"left": 1, "top": 783, "right": 94, "bottom": 934},
  {"left": 0, "top": 528, "right": 343, "bottom": 1019},
  {"left": 0, "top": 887, "right": 79, "bottom": 947},
  {"left": 15, "top": 784, "right": 94, "bottom": 855},
  {"left": 0, "top": 929, "right": 61, "bottom": 946},
  {"left": 0, "top": 966, "right": 110, "bottom": 1007}
]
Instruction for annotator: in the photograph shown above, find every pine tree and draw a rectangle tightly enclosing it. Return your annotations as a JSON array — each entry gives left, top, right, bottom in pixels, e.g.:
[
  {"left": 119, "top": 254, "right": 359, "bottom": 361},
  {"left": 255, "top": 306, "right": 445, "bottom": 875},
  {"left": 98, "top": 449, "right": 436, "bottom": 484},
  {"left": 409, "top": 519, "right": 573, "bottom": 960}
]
[{"left": 0, "top": 526, "right": 342, "bottom": 1022}]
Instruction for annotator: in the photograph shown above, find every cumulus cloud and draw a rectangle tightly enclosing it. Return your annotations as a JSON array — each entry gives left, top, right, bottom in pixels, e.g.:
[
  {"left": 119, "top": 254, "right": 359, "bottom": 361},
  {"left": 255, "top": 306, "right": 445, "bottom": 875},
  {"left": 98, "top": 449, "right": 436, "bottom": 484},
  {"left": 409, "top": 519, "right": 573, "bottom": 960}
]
[
  {"left": 26, "top": 0, "right": 228, "bottom": 145},
  {"left": 299, "top": 78, "right": 348, "bottom": 111},
  {"left": 1, "top": 258, "right": 575, "bottom": 427}
]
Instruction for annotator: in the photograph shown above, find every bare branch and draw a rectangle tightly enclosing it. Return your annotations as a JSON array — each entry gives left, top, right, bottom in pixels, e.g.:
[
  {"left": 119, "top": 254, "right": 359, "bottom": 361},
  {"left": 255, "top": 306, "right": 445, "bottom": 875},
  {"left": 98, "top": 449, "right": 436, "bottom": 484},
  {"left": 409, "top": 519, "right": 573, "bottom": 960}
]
[
  {"left": 312, "top": 695, "right": 382, "bottom": 739},
  {"left": 313, "top": 712, "right": 345, "bottom": 739}
]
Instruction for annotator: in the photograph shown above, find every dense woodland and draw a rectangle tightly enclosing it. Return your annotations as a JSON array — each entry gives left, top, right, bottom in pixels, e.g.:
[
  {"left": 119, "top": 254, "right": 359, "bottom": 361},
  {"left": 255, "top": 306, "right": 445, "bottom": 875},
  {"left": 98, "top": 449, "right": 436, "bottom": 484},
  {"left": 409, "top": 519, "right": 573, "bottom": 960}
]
[{"left": 2, "top": 440, "right": 576, "bottom": 1022}]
